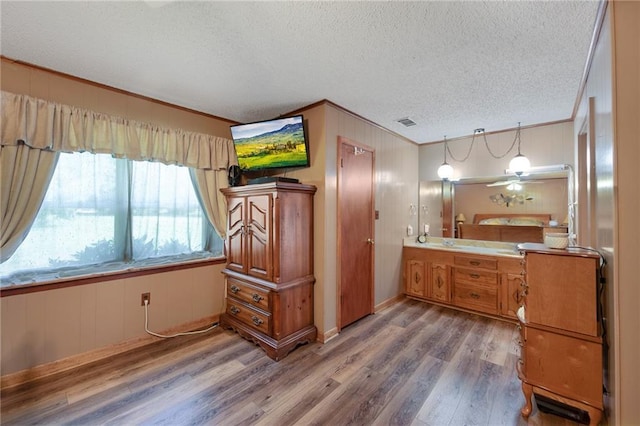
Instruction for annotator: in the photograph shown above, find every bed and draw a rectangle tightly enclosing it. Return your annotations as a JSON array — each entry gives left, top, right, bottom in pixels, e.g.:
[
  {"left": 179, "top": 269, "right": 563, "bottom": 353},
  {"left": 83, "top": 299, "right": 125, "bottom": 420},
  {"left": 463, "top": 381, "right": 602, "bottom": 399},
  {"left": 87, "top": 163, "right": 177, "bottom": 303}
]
[{"left": 457, "top": 213, "right": 566, "bottom": 243}]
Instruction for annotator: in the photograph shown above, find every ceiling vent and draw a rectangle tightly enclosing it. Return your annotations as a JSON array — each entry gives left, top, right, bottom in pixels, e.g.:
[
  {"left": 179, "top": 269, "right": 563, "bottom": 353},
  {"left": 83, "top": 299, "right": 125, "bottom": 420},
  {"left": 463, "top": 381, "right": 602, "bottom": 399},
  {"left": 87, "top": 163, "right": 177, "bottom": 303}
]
[{"left": 396, "top": 117, "right": 417, "bottom": 127}]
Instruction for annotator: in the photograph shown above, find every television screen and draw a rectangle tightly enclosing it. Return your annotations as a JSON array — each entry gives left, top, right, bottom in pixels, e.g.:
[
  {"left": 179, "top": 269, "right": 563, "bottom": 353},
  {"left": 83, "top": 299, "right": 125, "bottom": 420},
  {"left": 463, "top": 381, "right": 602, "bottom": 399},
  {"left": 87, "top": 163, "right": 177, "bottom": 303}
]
[{"left": 230, "top": 115, "right": 310, "bottom": 172}]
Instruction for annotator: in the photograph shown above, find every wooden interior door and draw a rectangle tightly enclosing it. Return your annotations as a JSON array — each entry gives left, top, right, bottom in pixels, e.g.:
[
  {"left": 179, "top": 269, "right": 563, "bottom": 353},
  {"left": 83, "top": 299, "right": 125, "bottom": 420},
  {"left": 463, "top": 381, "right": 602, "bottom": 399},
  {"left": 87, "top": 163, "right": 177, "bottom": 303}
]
[{"left": 337, "top": 137, "right": 375, "bottom": 329}]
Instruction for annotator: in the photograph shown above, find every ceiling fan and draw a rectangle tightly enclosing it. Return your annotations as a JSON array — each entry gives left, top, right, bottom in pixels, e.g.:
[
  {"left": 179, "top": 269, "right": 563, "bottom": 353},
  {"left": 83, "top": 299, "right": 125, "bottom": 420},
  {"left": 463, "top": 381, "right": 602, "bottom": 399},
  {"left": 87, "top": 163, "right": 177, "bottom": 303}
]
[{"left": 486, "top": 178, "right": 544, "bottom": 189}]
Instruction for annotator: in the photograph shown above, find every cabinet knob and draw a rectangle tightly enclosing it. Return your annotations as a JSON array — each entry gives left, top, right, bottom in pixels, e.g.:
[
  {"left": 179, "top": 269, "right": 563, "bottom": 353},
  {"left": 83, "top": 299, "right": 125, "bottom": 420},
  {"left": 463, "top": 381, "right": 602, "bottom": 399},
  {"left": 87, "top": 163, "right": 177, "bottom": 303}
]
[
  {"left": 251, "top": 316, "right": 264, "bottom": 326},
  {"left": 252, "top": 293, "right": 264, "bottom": 303},
  {"left": 230, "top": 284, "right": 240, "bottom": 294},
  {"left": 367, "top": 238, "right": 375, "bottom": 245}
]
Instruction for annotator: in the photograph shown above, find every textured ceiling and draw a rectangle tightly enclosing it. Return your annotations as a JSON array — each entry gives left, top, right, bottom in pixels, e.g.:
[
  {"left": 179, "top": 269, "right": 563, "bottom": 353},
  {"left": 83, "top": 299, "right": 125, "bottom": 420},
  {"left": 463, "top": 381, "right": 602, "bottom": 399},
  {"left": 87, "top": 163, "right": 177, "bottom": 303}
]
[{"left": 0, "top": 1, "right": 599, "bottom": 144}]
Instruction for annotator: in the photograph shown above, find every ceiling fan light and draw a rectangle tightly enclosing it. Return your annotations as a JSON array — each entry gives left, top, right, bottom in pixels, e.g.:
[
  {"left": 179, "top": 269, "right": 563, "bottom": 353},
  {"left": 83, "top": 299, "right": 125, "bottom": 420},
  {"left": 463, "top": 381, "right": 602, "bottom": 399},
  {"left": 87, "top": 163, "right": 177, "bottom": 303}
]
[
  {"left": 509, "top": 154, "right": 530, "bottom": 176},
  {"left": 506, "top": 183, "right": 523, "bottom": 191},
  {"left": 437, "top": 162, "right": 454, "bottom": 180}
]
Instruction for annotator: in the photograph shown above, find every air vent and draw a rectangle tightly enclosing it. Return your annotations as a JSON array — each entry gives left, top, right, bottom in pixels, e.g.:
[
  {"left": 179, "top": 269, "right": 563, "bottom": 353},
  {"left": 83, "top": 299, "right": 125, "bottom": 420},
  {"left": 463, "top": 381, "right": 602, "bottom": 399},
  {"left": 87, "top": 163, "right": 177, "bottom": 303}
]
[{"left": 396, "top": 117, "right": 417, "bottom": 127}]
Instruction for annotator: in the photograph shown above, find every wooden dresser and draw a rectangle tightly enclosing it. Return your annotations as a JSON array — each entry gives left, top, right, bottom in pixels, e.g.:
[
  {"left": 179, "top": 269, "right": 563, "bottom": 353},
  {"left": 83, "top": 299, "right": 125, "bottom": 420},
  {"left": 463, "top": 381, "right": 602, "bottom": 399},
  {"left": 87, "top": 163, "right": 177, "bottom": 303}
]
[
  {"left": 219, "top": 182, "right": 316, "bottom": 361},
  {"left": 516, "top": 244, "right": 603, "bottom": 425}
]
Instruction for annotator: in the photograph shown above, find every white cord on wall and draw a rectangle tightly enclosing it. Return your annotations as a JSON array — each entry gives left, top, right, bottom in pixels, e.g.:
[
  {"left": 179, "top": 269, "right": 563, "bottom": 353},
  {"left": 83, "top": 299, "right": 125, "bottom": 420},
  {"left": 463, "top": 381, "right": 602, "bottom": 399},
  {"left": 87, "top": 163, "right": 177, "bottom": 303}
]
[{"left": 143, "top": 300, "right": 218, "bottom": 338}]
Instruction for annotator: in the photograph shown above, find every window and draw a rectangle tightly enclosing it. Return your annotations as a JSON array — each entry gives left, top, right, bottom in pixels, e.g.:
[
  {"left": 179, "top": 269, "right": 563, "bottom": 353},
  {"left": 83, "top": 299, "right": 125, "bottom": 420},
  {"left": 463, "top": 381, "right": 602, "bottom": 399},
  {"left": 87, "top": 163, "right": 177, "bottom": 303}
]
[{"left": 0, "top": 152, "right": 223, "bottom": 285}]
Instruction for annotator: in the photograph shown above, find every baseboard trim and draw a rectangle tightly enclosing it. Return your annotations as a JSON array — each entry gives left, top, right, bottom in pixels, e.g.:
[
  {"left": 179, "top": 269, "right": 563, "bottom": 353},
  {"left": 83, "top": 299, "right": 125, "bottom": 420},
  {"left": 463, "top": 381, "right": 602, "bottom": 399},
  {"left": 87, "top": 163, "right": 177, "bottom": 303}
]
[
  {"left": 1, "top": 314, "right": 219, "bottom": 390},
  {"left": 315, "top": 295, "right": 404, "bottom": 344},
  {"left": 375, "top": 294, "right": 405, "bottom": 313},
  {"left": 318, "top": 327, "right": 339, "bottom": 343}
]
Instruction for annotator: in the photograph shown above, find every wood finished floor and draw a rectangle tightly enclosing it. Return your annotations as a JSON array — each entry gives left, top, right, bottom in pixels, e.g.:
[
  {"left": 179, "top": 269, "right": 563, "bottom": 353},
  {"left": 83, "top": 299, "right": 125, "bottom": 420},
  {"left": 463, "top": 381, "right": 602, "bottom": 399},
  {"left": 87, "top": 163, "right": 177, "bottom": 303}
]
[{"left": 1, "top": 299, "right": 584, "bottom": 426}]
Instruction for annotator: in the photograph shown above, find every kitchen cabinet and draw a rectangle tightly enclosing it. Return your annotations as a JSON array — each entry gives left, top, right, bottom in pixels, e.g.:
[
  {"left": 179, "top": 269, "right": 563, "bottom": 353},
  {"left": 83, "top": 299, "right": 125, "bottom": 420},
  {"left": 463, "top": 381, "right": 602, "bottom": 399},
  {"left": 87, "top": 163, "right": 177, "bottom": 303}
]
[
  {"left": 517, "top": 244, "right": 603, "bottom": 425},
  {"left": 220, "top": 182, "right": 316, "bottom": 361}
]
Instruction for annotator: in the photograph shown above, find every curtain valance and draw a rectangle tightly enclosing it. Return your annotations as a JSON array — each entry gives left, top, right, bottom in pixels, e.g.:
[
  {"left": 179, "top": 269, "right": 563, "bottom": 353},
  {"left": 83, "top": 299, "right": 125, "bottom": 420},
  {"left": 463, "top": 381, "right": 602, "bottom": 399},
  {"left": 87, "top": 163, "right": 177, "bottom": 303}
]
[{"left": 1, "top": 91, "right": 237, "bottom": 170}]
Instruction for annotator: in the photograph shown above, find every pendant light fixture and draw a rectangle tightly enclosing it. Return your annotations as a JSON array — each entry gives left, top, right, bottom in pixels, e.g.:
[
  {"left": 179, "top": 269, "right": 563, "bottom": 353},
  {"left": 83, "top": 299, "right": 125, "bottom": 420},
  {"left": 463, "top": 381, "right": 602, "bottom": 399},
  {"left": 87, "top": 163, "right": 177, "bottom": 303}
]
[
  {"left": 508, "top": 123, "right": 530, "bottom": 176},
  {"left": 437, "top": 136, "right": 454, "bottom": 180},
  {"left": 436, "top": 123, "right": 530, "bottom": 180}
]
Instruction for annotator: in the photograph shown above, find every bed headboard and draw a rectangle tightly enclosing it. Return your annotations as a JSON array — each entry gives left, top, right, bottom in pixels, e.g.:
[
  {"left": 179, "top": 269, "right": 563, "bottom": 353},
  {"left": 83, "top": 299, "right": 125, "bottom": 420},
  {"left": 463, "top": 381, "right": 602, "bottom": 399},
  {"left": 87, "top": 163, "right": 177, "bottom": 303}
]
[{"left": 472, "top": 213, "right": 552, "bottom": 225}]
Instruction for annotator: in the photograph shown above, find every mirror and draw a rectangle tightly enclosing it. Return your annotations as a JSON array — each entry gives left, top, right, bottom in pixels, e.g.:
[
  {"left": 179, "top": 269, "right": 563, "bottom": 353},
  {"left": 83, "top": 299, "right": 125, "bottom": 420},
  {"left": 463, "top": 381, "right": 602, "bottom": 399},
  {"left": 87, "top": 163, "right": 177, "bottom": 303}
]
[{"left": 419, "top": 168, "right": 573, "bottom": 243}]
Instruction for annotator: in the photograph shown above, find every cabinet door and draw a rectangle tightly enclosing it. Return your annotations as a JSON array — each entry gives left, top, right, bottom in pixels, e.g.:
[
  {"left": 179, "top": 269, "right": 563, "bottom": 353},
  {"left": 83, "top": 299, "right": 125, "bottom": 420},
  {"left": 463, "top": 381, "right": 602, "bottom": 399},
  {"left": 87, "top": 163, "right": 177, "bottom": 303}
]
[
  {"left": 247, "top": 194, "right": 273, "bottom": 280},
  {"left": 430, "top": 263, "right": 450, "bottom": 302},
  {"left": 406, "top": 259, "right": 427, "bottom": 298},
  {"left": 501, "top": 273, "right": 524, "bottom": 319},
  {"left": 226, "top": 196, "right": 246, "bottom": 274}
]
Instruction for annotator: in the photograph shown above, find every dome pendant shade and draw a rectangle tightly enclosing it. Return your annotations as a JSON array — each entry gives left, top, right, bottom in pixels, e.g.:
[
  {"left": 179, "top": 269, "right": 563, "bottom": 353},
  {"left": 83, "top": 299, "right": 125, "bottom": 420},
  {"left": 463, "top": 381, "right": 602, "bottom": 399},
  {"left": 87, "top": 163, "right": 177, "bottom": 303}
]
[
  {"left": 437, "top": 162, "right": 454, "bottom": 180},
  {"left": 509, "top": 154, "right": 531, "bottom": 176}
]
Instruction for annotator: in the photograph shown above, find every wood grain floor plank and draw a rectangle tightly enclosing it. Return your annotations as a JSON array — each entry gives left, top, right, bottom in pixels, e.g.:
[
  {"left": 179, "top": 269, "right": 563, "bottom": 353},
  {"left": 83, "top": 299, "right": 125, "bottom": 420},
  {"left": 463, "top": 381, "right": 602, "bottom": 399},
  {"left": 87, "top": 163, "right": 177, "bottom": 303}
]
[
  {"left": 414, "top": 315, "right": 496, "bottom": 425},
  {"left": 1, "top": 299, "right": 584, "bottom": 426}
]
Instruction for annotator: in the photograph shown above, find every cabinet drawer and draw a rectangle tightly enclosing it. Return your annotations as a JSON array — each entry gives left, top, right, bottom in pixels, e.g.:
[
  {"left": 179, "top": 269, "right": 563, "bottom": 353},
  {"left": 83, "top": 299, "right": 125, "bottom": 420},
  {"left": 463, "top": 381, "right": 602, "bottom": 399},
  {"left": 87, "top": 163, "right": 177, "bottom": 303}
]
[
  {"left": 454, "top": 255, "right": 497, "bottom": 270},
  {"left": 227, "top": 278, "right": 270, "bottom": 311},
  {"left": 226, "top": 298, "right": 271, "bottom": 335},
  {"left": 453, "top": 281, "right": 498, "bottom": 314},
  {"left": 454, "top": 267, "right": 498, "bottom": 285}
]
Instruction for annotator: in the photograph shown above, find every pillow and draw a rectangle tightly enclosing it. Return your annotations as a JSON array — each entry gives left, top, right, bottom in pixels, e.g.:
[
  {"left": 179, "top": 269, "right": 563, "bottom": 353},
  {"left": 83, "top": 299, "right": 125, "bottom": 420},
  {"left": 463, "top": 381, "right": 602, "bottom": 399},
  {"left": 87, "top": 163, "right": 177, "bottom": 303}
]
[
  {"left": 478, "top": 218, "right": 510, "bottom": 225},
  {"left": 508, "top": 218, "right": 544, "bottom": 226}
]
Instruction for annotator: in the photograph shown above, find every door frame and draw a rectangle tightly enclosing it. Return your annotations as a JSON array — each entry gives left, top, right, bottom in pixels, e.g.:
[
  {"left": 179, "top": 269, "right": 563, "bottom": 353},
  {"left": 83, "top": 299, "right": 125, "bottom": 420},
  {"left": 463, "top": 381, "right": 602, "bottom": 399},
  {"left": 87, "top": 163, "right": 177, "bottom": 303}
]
[{"left": 336, "top": 136, "right": 375, "bottom": 332}]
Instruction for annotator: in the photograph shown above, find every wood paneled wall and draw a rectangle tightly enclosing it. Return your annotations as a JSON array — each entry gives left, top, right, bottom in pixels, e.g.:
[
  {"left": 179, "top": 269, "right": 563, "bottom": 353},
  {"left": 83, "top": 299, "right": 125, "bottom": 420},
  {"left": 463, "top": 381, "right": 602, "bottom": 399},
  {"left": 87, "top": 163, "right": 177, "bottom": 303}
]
[
  {"left": 573, "top": 1, "right": 640, "bottom": 423},
  {"left": 418, "top": 121, "right": 574, "bottom": 182}
]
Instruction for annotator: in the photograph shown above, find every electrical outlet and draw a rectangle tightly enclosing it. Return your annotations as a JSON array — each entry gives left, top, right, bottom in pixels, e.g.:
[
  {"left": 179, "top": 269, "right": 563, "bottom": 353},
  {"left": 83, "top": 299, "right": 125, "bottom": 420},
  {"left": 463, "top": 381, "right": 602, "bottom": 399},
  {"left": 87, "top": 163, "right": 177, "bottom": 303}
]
[{"left": 141, "top": 292, "right": 151, "bottom": 306}]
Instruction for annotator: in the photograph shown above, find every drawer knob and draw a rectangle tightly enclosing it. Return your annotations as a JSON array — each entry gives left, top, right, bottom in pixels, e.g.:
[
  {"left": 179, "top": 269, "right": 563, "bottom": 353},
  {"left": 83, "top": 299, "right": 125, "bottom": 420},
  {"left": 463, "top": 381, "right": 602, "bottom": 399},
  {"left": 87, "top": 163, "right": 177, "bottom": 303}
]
[
  {"left": 230, "top": 305, "right": 240, "bottom": 315},
  {"left": 252, "top": 293, "right": 264, "bottom": 303},
  {"left": 469, "top": 273, "right": 480, "bottom": 279},
  {"left": 470, "top": 292, "right": 480, "bottom": 299},
  {"left": 230, "top": 284, "right": 240, "bottom": 294},
  {"left": 470, "top": 261, "right": 481, "bottom": 266},
  {"left": 251, "top": 316, "right": 264, "bottom": 326}
]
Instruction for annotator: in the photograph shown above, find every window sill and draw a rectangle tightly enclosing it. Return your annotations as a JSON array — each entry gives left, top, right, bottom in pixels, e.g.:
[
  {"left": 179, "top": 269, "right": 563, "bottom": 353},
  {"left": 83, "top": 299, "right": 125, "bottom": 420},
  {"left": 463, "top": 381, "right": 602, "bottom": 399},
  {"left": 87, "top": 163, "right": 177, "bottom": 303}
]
[{"left": 0, "top": 256, "right": 226, "bottom": 297}]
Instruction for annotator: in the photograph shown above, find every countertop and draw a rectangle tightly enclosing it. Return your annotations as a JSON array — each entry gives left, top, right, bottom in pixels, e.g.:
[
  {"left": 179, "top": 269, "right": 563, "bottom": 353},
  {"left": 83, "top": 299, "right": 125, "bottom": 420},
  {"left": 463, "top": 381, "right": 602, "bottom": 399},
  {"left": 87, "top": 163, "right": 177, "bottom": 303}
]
[{"left": 403, "top": 236, "right": 523, "bottom": 258}]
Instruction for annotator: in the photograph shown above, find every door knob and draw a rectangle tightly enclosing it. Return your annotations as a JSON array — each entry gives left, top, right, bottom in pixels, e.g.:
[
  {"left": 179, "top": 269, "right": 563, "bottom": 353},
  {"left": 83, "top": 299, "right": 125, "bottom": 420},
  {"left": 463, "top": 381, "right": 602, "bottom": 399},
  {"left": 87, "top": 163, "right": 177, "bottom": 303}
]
[{"left": 367, "top": 238, "right": 375, "bottom": 245}]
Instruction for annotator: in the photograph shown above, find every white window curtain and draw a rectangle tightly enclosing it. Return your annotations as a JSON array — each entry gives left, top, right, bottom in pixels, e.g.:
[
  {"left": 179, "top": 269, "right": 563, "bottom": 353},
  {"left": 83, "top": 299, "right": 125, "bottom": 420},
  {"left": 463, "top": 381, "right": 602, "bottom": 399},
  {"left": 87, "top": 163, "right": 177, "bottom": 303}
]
[{"left": 1, "top": 91, "right": 237, "bottom": 262}]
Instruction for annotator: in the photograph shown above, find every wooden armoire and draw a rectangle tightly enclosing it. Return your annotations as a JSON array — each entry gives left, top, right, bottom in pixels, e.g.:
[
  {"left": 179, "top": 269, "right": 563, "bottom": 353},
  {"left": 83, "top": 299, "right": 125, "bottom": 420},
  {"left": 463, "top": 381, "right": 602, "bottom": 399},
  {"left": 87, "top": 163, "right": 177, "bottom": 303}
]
[{"left": 219, "top": 182, "right": 316, "bottom": 360}]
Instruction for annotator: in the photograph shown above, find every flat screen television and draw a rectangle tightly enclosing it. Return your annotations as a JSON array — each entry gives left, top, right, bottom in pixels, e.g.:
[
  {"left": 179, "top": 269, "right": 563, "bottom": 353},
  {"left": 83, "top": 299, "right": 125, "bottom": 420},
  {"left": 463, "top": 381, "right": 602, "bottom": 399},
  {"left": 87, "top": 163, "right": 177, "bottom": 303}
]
[{"left": 230, "top": 115, "right": 310, "bottom": 172}]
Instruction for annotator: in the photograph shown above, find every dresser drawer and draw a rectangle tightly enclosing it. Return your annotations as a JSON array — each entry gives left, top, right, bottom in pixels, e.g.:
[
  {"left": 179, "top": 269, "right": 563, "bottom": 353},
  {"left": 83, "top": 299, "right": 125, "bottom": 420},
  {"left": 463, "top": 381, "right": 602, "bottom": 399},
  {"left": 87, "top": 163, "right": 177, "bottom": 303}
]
[
  {"left": 454, "top": 267, "right": 498, "bottom": 285},
  {"left": 524, "top": 327, "right": 602, "bottom": 407},
  {"left": 227, "top": 278, "right": 270, "bottom": 311},
  {"left": 454, "top": 255, "right": 497, "bottom": 270},
  {"left": 453, "top": 281, "right": 498, "bottom": 314},
  {"left": 226, "top": 299, "right": 271, "bottom": 335}
]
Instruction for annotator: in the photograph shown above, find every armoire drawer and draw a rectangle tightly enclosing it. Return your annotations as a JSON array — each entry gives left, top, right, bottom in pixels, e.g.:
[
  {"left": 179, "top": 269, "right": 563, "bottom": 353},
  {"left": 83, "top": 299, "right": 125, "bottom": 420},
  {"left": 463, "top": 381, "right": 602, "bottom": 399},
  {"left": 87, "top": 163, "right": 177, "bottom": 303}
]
[
  {"left": 227, "top": 278, "right": 271, "bottom": 311},
  {"left": 226, "top": 298, "right": 271, "bottom": 335}
]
